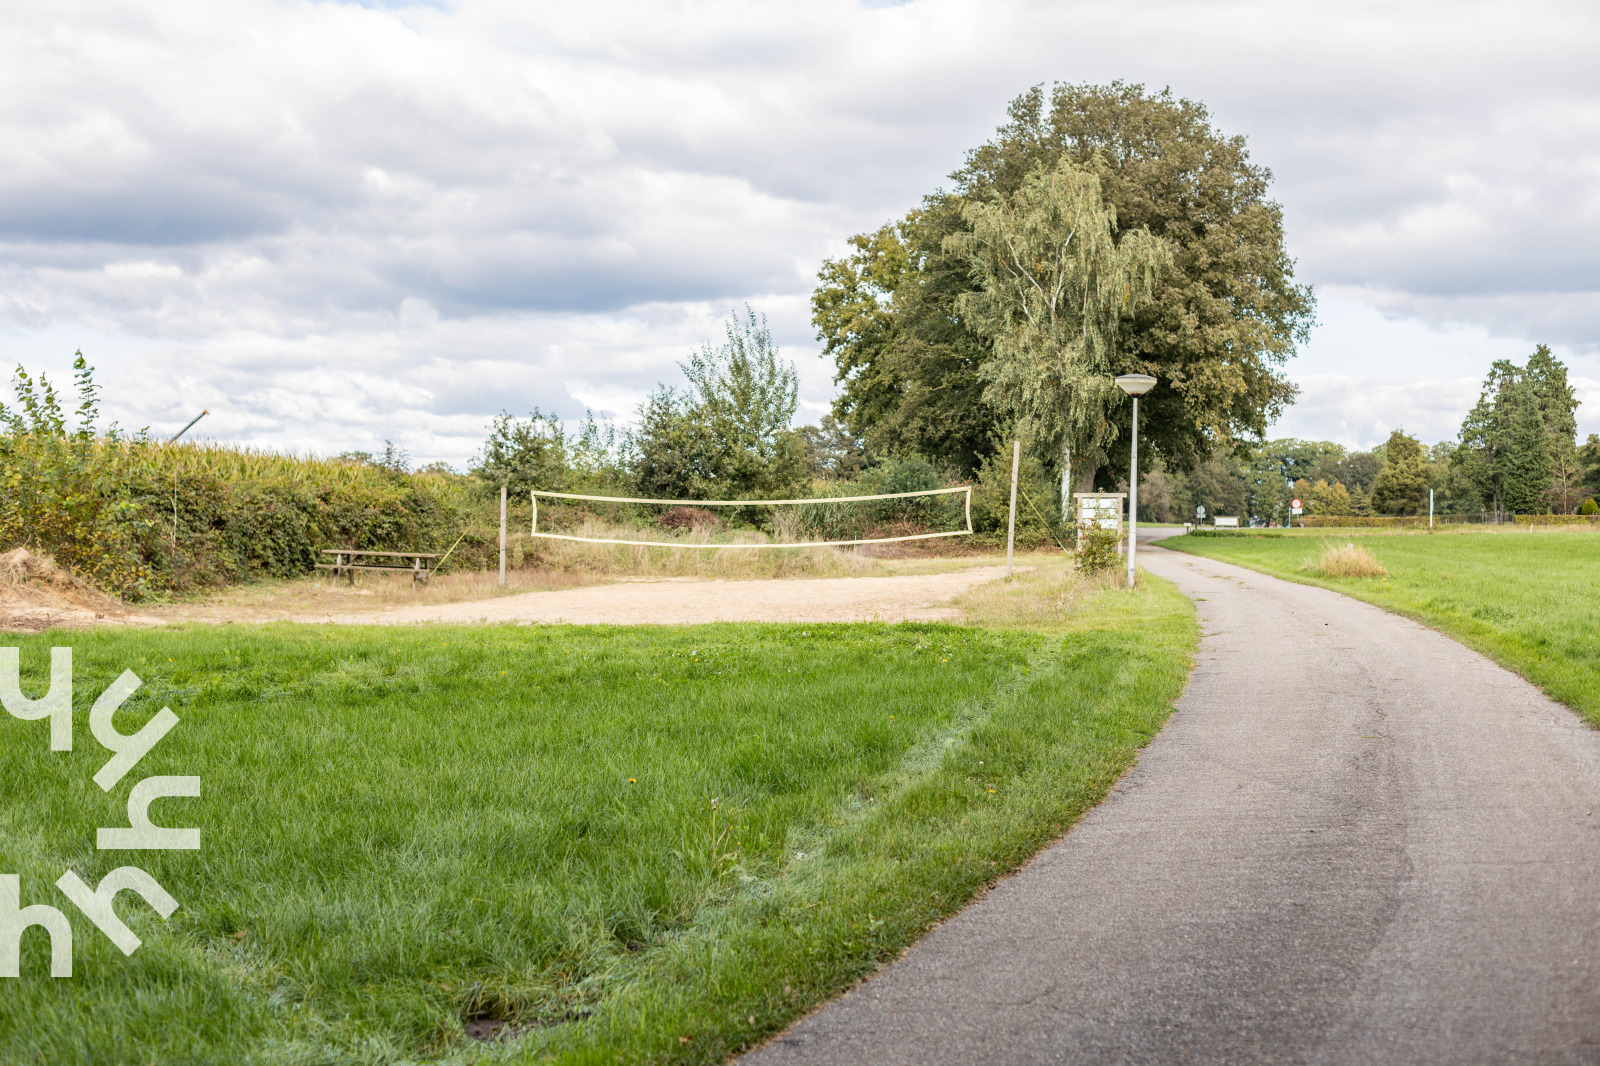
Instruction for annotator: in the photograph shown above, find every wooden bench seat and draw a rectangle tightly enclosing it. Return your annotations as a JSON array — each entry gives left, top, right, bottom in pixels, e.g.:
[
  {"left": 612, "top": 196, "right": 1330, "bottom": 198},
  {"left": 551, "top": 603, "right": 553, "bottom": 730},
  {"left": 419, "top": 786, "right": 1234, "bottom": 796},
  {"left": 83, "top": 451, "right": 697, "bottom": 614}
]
[{"left": 316, "top": 549, "right": 441, "bottom": 586}]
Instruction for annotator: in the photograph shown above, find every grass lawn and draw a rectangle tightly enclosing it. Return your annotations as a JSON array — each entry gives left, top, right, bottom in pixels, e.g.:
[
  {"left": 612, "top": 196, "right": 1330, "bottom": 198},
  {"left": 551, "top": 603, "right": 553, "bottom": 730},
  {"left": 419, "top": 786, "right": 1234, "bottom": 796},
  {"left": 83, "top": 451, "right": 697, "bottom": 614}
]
[
  {"left": 0, "top": 568, "right": 1194, "bottom": 1064},
  {"left": 1162, "top": 529, "right": 1600, "bottom": 726}
]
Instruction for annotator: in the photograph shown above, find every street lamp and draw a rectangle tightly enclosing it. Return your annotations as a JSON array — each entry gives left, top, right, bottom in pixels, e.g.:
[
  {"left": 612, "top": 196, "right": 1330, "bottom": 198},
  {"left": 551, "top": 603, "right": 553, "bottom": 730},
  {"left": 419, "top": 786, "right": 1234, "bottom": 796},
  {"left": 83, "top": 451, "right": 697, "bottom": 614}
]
[{"left": 1114, "top": 374, "right": 1157, "bottom": 589}]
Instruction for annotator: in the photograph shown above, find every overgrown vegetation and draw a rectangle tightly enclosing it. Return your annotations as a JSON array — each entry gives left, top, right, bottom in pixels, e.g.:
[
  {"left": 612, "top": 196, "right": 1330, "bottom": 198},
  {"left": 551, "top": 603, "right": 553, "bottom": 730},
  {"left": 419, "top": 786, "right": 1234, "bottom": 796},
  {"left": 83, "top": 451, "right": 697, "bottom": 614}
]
[
  {"left": 0, "top": 572, "right": 1196, "bottom": 1063},
  {"left": 0, "top": 355, "right": 477, "bottom": 599}
]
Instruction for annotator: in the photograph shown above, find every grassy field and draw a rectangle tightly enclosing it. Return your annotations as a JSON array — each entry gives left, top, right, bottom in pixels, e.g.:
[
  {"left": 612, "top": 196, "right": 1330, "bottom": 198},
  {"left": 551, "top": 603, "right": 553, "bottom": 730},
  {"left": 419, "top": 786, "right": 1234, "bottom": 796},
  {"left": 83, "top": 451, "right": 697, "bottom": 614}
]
[
  {"left": 1162, "top": 529, "right": 1600, "bottom": 726},
  {"left": 0, "top": 565, "right": 1195, "bottom": 1064}
]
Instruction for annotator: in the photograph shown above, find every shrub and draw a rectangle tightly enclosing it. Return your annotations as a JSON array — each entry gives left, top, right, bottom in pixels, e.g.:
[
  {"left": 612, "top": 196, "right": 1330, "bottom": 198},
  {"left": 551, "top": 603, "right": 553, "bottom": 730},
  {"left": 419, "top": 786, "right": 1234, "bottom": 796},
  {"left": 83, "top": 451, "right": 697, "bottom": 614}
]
[
  {"left": 1074, "top": 520, "right": 1121, "bottom": 574},
  {"left": 659, "top": 506, "right": 724, "bottom": 532},
  {"left": 1311, "top": 542, "right": 1388, "bottom": 579},
  {"left": 1580, "top": 498, "right": 1599, "bottom": 516},
  {"left": 970, "top": 446, "right": 1060, "bottom": 544}
]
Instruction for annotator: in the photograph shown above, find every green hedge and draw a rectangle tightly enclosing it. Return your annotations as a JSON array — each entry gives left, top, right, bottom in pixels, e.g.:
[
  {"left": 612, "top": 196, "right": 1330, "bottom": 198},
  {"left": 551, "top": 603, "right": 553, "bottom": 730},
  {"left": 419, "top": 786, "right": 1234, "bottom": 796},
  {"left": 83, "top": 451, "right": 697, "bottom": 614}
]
[{"left": 0, "top": 432, "right": 487, "bottom": 599}]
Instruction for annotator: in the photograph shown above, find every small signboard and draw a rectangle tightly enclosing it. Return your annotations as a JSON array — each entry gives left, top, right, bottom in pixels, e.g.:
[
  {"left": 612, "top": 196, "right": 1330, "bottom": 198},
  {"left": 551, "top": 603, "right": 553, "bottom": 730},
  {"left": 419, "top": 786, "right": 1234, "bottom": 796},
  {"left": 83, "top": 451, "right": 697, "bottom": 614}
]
[
  {"left": 1073, "top": 493, "right": 1127, "bottom": 549},
  {"left": 1291, "top": 498, "right": 1303, "bottom": 516}
]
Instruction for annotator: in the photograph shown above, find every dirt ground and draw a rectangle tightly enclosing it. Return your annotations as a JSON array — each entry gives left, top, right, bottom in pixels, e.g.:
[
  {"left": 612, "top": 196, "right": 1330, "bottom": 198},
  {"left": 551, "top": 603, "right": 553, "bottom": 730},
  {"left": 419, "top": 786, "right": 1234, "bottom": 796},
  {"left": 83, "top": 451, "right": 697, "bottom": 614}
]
[
  {"left": 1, "top": 553, "right": 1024, "bottom": 630},
  {"left": 298, "top": 566, "right": 1015, "bottom": 625},
  {"left": 0, "top": 548, "right": 162, "bottom": 632}
]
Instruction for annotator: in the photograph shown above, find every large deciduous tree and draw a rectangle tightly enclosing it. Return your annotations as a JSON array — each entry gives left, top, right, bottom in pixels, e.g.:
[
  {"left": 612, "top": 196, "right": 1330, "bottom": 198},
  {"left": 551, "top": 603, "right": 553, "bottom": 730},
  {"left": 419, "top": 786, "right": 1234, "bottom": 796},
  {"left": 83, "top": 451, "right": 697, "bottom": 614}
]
[{"left": 813, "top": 82, "right": 1315, "bottom": 493}]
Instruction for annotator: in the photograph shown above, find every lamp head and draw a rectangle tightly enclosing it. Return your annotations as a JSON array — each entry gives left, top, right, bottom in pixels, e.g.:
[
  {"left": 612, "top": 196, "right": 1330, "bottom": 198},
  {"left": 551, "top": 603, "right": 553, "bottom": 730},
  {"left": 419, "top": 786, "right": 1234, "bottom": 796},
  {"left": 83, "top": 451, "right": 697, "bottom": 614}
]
[{"left": 1114, "top": 373, "right": 1157, "bottom": 397}]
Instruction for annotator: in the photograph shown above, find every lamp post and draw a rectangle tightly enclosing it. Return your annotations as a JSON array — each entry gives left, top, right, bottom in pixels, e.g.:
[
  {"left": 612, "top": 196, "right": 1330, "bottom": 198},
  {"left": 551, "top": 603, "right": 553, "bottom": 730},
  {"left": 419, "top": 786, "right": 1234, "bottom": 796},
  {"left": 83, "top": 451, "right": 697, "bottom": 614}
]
[{"left": 1114, "top": 374, "right": 1157, "bottom": 589}]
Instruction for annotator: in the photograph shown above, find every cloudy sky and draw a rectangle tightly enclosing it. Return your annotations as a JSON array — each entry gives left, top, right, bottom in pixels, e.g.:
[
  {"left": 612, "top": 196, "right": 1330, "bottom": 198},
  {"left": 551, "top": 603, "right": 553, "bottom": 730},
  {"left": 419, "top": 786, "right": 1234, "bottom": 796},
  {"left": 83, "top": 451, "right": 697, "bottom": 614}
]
[{"left": 2, "top": 0, "right": 1597, "bottom": 466}]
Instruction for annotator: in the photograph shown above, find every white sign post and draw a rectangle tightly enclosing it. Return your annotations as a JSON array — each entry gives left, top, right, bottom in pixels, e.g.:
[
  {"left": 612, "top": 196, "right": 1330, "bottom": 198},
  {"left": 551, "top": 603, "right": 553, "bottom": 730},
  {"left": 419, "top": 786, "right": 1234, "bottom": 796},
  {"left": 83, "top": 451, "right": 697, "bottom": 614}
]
[{"left": 1291, "top": 497, "right": 1303, "bottom": 527}]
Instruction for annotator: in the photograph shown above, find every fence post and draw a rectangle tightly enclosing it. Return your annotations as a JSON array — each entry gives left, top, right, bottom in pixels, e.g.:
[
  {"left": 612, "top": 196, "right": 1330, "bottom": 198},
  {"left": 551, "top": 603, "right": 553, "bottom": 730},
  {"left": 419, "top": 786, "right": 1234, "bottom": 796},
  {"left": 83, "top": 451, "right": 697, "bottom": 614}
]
[
  {"left": 1006, "top": 440, "right": 1019, "bottom": 579},
  {"left": 499, "top": 485, "right": 507, "bottom": 588}
]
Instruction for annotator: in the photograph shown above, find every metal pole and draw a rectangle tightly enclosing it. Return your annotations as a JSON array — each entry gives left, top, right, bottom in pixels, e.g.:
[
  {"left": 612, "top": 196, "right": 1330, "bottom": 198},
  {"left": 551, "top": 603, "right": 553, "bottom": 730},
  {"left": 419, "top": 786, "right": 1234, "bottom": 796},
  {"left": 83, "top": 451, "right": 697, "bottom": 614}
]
[
  {"left": 499, "top": 484, "right": 507, "bottom": 588},
  {"left": 1127, "top": 396, "right": 1139, "bottom": 588},
  {"left": 166, "top": 409, "right": 208, "bottom": 444},
  {"left": 1429, "top": 488, "right": 1434, "bottom": 529},
  {"left": 1006, "top": 439, "right": 1019, "bottom": 579}
]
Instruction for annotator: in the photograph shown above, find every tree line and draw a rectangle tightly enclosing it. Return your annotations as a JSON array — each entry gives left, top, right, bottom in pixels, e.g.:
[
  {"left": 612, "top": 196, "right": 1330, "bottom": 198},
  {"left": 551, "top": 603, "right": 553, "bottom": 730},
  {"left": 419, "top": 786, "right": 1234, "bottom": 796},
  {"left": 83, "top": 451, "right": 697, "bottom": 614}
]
[{"left": 481, "top": 83, "right": 1595, "bottom": 526}]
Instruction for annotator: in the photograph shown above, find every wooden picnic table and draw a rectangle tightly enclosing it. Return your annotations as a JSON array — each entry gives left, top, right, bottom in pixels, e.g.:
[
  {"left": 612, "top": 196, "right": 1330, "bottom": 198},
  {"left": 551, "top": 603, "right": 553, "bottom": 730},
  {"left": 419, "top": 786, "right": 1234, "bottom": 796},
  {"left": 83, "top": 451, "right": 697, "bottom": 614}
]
[{"left": 316, "top": 549, "right": 441, "bottom": 586}]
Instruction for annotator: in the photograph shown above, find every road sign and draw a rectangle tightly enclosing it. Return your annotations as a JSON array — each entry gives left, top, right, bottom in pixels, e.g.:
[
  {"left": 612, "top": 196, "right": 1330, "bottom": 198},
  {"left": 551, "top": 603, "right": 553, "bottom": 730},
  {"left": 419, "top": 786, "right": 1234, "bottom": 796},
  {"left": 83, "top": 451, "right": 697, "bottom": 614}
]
[
  {"left": 1196, "top": 505, "right": 1206, "bottom": 518},
  {"left": 1292, "top": 498, "right": 1302, "bottom": 509}
]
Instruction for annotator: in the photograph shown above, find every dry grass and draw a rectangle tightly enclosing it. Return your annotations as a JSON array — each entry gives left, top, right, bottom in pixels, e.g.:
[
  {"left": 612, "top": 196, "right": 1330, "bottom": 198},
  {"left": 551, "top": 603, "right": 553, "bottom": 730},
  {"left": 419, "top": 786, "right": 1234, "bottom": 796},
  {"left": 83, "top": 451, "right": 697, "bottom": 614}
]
[
  {"left": 1309, "top": 541, "right": 1389, "bottom": 579},
  {"left": 951, "top": 550, "right": 1134, "bottom": 629}
]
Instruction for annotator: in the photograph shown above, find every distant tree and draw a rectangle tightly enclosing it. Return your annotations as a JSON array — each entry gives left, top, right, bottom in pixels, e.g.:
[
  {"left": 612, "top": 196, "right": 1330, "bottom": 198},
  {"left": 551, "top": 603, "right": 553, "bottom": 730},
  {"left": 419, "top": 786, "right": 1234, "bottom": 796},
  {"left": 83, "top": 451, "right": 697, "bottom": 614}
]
[
  {"left": 1454, "top": 346, "right": 1574, "bottom": 516},
  {"left": 631, "top": 307, "right": 805, "bottom": 500},
  {"left": 798, "top": 414, "right": 866, "bottom": 481},
  {"left": 1498, "top": 389, "right": 1551, "bottom": 514},
  {"left": 1371, "top": 430, "right": 1430, "bottom": 515},
  {"left": 471, "top": 410, "right": 619, "bottom": 497},
  {"left": 1544, "top": 444, "right": 1589, "bottom": 514},
  {"left": 814, "top": 82, "right": 1314, "bottom": 487},
  {"left": 1579, "top": 433, "right": 1600, "bottom": 495},
  {"left": 946, "top": 157, "right": 1167, "bottom": 513},
  {"left": 1308, "top": 478, "right": 1352, "bottom": 516}
]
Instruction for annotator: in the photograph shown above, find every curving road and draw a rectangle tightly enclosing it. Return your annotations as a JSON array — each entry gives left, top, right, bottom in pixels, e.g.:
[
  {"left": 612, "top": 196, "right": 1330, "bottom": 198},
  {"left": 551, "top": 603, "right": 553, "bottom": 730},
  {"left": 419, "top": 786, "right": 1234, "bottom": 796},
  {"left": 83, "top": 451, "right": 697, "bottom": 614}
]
[{"left": 742, "top": 543, "right": 1600, "bottom": 1065}]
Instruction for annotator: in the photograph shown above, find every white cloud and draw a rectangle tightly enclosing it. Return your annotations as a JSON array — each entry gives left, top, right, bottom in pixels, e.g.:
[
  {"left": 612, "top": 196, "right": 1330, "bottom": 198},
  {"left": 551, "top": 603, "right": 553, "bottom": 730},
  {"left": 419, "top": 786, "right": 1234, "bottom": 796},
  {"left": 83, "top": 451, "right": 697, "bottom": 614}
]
[{"left": 0, "top": 0, "right": 1597, "bottom": 464}]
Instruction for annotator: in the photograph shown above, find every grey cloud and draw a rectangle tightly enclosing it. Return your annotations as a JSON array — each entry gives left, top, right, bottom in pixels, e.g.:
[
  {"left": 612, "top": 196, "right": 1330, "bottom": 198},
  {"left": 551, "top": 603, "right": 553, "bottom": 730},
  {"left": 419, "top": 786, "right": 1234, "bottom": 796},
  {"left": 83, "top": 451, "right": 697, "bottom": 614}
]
[{"left": 2, "top": 0, "right": 1598, "bottom": 464}]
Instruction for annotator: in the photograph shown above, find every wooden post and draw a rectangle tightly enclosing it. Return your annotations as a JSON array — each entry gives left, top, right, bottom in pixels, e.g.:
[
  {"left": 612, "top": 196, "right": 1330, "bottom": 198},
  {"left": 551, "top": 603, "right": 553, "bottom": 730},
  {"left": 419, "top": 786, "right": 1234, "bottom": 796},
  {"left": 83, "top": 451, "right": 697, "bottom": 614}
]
[
  {"left": 1006, "top": 440, "right": 1020, "bottom": 579},
  {"left": 499, "top": 485, "right": 507, "bottom": 588}
]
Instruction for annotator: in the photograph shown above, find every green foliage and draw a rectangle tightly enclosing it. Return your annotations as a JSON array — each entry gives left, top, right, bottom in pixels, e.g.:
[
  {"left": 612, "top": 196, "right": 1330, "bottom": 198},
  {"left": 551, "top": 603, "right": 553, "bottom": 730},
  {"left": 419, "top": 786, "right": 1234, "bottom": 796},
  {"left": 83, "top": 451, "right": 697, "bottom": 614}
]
[
  {"left": 1454, "top": 345, "right": 1576, "bottom": 516},
  {"left": 792, "top": 456, "right": 964, "bottom": 541},
  {"left": 1074, "top": 520, "right": 1121, "bottom": 573},
  {"left": 470, "top": 409, "right": 624, "bottom": 497},
  {"left": 948, "top": 157, "right": 1168, "bottom": 491},
  {"left": 1580, "top": 498, "right": 1599, "bottom": 516},
  {"left": 0, "top": 586, "right": 1197, "bottom": 1062},
  {"left": 813, "top": 82, "right": 1314, "bottom": 485},
  {"left": 0, "top": 358, "right": 473, "bottom": 598},
  {"left": 1370, "top": 430, "right": 1431, "bottom": 515},
  {"left": 812, "top": 214, "right": 996, "bottom": 475},
  {"left": 798, "top": 414, "right": 866, "bottom": 481},
  {"left": 971, "top": 446, "right": 1061, "bottom": 540},
  {"left": 631, "top": 307, "right": 806, "bottom": 500}
]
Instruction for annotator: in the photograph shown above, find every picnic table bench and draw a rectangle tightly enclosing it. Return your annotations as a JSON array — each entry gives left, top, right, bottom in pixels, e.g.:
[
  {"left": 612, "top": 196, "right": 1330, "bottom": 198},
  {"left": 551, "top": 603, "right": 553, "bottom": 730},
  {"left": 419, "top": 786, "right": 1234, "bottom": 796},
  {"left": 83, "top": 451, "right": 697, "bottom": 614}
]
[{"left": 317, "top": 549, "right": 440, "bottom": 586}]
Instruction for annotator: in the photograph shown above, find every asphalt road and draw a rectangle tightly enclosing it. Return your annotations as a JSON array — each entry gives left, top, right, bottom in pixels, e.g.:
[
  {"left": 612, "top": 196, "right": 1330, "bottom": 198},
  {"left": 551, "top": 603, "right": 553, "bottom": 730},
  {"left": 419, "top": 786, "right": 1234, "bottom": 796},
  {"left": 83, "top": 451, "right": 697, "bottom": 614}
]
[{"left": 741, "top": 543, "right": 1600, "bottom": 1065}]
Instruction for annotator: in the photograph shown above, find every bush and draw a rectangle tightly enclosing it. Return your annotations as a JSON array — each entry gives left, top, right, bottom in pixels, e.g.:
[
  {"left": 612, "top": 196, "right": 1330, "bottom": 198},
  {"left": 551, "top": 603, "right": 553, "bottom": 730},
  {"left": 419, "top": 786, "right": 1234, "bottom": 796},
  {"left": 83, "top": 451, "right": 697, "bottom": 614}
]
[
  {"left": 1074, "top": 520, "right": 1121, "bottom": 574},
  {"left": 1580, "top": 498, "right": 1599, "bottom": 516},
  {"left": 971, "top": 446, "right": 1061, "bottom": 545}
]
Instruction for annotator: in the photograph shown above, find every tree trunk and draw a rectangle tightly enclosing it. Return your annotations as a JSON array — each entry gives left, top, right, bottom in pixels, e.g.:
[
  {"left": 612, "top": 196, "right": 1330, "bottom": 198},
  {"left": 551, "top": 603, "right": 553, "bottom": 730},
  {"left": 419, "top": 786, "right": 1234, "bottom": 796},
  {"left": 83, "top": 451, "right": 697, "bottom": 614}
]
[{"left": 1060, "top": 440, "right": 1072, "bottom": 524}]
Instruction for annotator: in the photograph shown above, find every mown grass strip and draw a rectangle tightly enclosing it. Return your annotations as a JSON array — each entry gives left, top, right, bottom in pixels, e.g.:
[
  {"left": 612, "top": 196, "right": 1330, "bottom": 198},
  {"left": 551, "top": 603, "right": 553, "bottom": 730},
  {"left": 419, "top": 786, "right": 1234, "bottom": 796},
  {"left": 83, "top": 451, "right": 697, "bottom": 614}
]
[
  {"left": 1162, "top": 530, "right": 1600, "bottom": 727},
  {"left": 0, "top": 575, "right": 1194, "bottom": 1064}
]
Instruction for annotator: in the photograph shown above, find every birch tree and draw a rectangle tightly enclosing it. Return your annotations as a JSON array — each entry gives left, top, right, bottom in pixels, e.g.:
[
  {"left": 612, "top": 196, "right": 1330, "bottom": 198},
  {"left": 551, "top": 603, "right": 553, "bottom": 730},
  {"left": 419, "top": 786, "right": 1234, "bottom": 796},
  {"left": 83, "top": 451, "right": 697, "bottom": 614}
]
[{"left": 946, "top": 158, "right": 1169, "bottom": 513}]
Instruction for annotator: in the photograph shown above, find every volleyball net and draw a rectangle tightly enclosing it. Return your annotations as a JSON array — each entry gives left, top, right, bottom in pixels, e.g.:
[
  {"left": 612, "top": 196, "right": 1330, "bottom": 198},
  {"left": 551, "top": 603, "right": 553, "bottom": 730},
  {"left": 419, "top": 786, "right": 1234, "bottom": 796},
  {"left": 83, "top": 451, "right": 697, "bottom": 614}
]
[{"left": 529, "top": 486, "right": 973, "bottom": 549}]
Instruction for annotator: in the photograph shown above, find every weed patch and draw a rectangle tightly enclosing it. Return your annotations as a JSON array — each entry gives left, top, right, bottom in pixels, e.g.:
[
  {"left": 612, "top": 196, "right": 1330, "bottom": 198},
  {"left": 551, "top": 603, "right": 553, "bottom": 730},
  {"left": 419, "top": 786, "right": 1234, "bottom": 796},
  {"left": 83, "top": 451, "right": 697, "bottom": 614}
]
[{"left": 1309, "top": 542, "right": 1388, "bottom": 579}]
